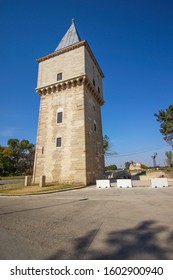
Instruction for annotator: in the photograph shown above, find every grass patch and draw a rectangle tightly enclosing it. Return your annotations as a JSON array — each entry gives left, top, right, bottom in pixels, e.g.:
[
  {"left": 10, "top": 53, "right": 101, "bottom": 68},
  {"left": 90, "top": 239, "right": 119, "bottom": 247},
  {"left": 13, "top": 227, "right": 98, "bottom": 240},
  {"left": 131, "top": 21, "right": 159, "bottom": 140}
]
[{"left": 0, "top": 182, "right": 84, "bottom": 195}]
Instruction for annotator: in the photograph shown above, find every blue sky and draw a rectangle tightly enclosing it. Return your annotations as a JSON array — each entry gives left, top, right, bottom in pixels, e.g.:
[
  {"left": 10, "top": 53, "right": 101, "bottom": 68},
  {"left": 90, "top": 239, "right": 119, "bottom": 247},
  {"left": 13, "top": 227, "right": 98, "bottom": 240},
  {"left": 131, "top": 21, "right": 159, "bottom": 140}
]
[{"left": 0, "top": 0, "right": 173, "bottom": 168}]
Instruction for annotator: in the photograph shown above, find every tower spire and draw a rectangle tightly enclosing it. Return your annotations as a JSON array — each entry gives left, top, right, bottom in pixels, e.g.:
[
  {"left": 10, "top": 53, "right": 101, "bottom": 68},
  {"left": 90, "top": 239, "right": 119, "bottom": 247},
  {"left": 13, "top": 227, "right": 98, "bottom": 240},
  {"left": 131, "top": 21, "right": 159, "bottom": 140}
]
[{"left": 55, "top": 20, "right": 81, "bottom": 51}]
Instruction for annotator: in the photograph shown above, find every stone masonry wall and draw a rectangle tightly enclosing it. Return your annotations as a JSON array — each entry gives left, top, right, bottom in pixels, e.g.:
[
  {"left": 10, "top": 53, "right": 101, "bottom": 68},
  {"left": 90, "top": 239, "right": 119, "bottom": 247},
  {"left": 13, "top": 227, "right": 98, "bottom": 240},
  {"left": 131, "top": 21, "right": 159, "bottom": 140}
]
[
  {"left": 37, "top": 46, "right": 85, "bottom": 88},
  {"left": 84, "top": 87, "right": 105, "bottom": 184},
  {"left": 85, "top": 47, "right": 103, "bottom": 98},
  {"left": 33, "top": 85, "right": 87, "bottom": 185}
]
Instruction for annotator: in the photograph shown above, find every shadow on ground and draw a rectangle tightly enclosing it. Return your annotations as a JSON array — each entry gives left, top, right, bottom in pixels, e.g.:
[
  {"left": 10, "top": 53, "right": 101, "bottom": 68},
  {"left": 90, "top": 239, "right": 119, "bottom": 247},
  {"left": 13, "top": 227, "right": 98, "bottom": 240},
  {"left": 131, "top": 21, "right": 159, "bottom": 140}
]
[{"left": 48, "top": 220, "right": 173, "bottom": 260}]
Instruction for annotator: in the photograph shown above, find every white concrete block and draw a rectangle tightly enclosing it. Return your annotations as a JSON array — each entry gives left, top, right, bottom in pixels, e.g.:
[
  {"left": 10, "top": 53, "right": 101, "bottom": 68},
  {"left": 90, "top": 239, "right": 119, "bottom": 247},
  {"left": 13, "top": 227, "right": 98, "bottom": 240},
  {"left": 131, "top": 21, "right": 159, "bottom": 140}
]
[
  {"left": 151, "top": 178, "right": 168, "bottom": 188},
  {"left": 25, "top": 176, "right": 32, "bottom": 187},
  {"left": 96, "top": 179, "right": 110, "bottom": 188},
  {"left": 117, "top": 179, "right": 132, "bottom": 188}
]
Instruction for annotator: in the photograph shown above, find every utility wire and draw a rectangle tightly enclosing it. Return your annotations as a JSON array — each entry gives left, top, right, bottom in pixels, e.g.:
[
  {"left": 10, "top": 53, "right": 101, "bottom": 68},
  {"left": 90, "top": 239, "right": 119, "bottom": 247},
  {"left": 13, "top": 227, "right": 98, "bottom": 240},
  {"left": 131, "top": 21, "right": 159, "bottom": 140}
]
[{"left": 107, "top": 145, "right": 170, "bottom": 158}]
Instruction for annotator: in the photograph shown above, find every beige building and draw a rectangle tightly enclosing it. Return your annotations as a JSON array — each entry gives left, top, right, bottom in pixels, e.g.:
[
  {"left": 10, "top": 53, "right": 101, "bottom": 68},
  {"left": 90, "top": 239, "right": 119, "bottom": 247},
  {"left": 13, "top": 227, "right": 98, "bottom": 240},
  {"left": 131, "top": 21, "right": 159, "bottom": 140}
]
[
  {"left": 33, "top": 20, "right": 105, "bottom": 185},
  {"left": 129, "top": 161, "right": 142, "bottom": 171}
]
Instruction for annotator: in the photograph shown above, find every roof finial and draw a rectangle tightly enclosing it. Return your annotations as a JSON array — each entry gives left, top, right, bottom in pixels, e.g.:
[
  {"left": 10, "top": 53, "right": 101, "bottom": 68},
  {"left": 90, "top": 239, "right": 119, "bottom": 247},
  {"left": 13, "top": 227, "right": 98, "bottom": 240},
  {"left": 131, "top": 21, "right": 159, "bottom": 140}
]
[{"left": 55, "top": 18, "right": 81, "bottom": 51}]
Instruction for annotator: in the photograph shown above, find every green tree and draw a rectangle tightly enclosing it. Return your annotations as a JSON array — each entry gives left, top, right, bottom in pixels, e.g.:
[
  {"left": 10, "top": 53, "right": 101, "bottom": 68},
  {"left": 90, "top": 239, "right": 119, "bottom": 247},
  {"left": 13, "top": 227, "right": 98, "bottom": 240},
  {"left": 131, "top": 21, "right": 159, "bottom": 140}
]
[
  {"left": 105, "top": 164, "right": 117, "bottom": 171},
  {"left": 124, "top": 162, "right": 130, "bottom": 170},
  {"left": 165, "top": 151, "right": 173, "bottom": 167},
  {"left": 4, "top": 139, "right": 22, "bottom": 175},
  {"left": 103, "top": 135, "right": 109, "bottom": 154},
  {"left": 141, "top": 163, "right": 148, "bottom": 169},
  {"left": 0, "top": 146, "right": 6, "bottom": 175},
  {"left": 0, "top": 139, "right": 35, "bottom": 176},
  {"left": 154, "top": 104, "right": 173, "bottom": 148},
  {"left": 103, "top": 134, "right": 117, "bottom": 156}
]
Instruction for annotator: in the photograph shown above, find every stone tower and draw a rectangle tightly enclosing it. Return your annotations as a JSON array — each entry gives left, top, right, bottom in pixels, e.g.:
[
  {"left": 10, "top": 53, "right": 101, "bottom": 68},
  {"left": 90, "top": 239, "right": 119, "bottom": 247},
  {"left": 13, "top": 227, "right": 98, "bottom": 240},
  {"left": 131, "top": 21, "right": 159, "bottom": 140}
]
[{"left": 33, "top": 20, "right": 105, "bottom": 185}]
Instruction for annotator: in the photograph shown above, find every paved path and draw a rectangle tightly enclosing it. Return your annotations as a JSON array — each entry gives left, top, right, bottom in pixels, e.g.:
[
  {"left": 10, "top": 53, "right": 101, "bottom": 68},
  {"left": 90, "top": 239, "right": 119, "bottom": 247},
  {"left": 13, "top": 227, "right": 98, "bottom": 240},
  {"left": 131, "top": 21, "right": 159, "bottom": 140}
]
[
  {"left": 0, "top": 179, "right": 24, "bottom": 185},
  {"left": 0, "top": 186, "right": 173, "bottom": 260}
]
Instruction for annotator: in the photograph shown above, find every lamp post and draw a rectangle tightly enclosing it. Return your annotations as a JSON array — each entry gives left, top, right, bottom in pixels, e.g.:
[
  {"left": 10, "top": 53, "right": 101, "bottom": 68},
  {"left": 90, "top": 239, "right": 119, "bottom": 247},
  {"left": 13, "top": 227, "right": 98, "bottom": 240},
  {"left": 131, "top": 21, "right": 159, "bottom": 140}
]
[{"left": 151, "top": 153, "right": 157, "bottom": 168}]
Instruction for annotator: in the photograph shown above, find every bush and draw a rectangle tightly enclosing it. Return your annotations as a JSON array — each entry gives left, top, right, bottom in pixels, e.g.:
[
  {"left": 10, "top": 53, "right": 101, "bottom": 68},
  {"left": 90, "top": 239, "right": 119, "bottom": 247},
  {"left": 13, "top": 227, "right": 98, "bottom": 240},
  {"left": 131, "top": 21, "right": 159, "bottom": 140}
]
[{"left": 105, "top": 164, "right": 117, "bottom": 171}]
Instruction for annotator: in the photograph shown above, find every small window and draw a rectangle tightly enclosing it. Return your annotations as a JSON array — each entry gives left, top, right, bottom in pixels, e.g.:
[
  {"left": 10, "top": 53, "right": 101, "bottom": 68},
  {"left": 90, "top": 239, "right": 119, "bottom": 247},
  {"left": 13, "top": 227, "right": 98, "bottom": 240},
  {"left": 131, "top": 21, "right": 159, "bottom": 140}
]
[
  {"left": 57, "top": 112, "right": 63, "bottom": 123},
  {"left": 98, "top": 87, "right": 100, "bottom": 94},
  {"left": 94, "top": 121, "right": 97, "bottom": 132},
  {"left": 93, "top": 79, "right": 95, "bottom": 86},
  {"left": 56, "top": 137, "right": 62, "bottom": 147},
  {"left": 41, "top": 146, "right": 44, "bottom": 154},
  {"left": 57, "top": 73, "right": 62, "bottom": 81}
]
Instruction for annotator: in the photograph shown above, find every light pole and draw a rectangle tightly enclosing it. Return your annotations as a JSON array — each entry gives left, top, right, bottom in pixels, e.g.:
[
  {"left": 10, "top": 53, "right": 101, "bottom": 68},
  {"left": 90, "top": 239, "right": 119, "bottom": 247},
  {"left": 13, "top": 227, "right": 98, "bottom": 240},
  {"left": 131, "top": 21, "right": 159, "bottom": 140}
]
[{"left": 151, "top": 153, "right": 157, "bottom": 168}]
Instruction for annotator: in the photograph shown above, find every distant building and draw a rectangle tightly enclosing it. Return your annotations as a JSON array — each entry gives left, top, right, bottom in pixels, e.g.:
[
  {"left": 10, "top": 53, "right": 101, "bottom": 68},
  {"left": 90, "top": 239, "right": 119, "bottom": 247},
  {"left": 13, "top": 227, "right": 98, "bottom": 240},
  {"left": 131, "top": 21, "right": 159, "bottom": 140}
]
[
  {"left": 33, "top": 20, "right": 105, "bottom": 185},
  {"left": 129, "top": 161, "right": 142, "bottom": 171}
]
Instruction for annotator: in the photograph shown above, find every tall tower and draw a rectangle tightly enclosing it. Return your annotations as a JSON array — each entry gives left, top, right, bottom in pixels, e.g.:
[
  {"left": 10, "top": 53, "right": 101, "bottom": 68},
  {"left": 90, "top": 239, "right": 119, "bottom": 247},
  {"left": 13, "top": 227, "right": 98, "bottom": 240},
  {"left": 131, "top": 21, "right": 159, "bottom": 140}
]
[{"left": 33, "top": 20, "right": 105, "bottom": 185}]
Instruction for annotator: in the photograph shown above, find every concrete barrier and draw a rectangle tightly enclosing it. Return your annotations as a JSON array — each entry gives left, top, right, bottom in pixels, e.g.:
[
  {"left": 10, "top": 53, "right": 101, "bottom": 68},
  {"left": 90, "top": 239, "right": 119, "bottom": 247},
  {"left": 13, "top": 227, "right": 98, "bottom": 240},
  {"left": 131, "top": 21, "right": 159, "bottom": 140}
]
[
  {"left": 151, "top": 178, "right": 168, "bottom": 188},
  {"left": 117, "top": 179, "right": 132, "bottom": 188},
  {"left": 96, "top": 179, "right": 110, "bottom": 188}
]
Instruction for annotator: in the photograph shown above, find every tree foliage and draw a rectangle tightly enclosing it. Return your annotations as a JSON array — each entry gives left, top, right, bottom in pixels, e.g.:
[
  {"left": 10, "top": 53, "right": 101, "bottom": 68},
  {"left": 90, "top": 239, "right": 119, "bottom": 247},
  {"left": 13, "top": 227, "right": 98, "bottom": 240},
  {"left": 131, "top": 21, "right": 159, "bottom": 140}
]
[
  {"left": 103, "top": 135, "right": 109, "bottom": 154},
  {"left": 105, "top": 164, "right": 117, "bottom": 171},
  {"left": 154, "top": 104, "right": 173, "bottom": 148},
  {"left": 124, "top": 162, "right": 130, "bottom": 170},
  {"left": 140, "top": 163, "right": 148, "bottom": 169},
  {"left": 0, "top": 139, "right": 35, "bottom": 176},
  {"left": 103, "top": 134, "right": 117, "bottom": 156},
  {"left": 165, "top": 151, "right": 173, "bottom": 167}
]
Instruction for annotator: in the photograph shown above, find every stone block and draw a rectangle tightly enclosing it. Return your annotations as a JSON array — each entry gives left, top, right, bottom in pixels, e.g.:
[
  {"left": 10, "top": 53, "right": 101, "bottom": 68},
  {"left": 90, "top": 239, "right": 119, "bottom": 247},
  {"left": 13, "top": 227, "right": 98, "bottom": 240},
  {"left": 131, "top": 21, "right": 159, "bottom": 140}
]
[
  {"left": 117, "top": 179, "right": 132, "bottom": 188},
  {"left": 96, "top": 179, "right": 110, "bottom": 188},
  {"left": 151, "top": 178, "right": 168, "bottom": 188},
  {"left": 25, "top": 176, "right": 32, "bottom": 187},
  {"left": 40, "top": 175, "right": 46, "bottom": 187}
]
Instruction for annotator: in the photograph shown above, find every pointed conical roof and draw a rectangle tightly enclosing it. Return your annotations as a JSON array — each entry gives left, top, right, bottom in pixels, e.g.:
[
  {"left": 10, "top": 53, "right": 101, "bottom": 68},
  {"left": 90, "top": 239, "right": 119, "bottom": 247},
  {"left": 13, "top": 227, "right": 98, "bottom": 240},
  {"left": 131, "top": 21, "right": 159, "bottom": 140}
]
[{"left": 55, "top": 19, "right": 81, "bottom": 51}]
